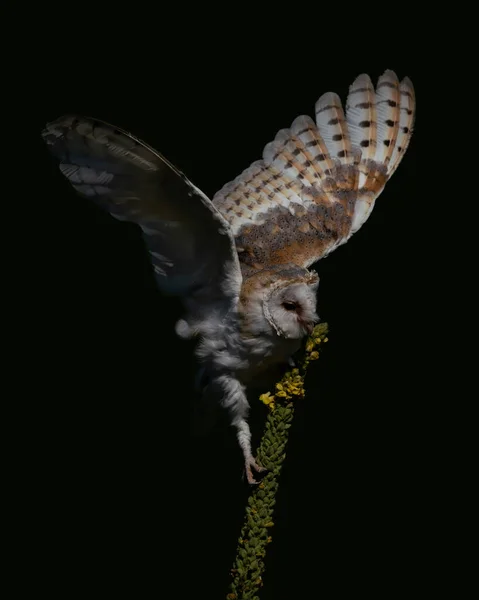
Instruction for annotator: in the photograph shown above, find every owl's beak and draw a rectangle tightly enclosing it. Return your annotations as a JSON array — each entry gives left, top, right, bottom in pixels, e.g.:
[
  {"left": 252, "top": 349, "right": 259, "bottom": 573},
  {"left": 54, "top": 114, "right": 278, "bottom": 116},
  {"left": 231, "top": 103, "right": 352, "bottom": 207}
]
[
  {"left": 301, "top": 319, "right": 315, "bottom": 335},
  {"left": 300, "top": 313, "right": 319, "bottom": 335}
]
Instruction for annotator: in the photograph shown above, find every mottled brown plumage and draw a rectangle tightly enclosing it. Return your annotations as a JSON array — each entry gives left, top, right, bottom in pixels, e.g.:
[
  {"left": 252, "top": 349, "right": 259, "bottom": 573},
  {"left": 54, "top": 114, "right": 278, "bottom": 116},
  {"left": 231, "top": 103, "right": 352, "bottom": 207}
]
[{"left": 213, "top": 69, "right": 415, "bottom": 273}]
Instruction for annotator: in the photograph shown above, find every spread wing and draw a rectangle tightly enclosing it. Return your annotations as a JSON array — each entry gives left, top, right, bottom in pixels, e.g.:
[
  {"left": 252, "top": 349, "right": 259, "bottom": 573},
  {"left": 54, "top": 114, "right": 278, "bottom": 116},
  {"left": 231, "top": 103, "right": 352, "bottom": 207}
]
[
  {"left": 212, "top": 70, "right": 415, "bottom": 275},
  {"left": 42, "top": 115, "right": 242, "bottom": 311}
]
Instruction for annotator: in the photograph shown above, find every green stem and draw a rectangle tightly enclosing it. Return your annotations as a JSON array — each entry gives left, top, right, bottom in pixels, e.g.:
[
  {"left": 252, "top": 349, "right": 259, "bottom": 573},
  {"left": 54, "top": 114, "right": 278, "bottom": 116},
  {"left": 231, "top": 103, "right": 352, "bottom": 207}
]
[{"left": 227, "top": 323, "right": 329, "bottom": 600}]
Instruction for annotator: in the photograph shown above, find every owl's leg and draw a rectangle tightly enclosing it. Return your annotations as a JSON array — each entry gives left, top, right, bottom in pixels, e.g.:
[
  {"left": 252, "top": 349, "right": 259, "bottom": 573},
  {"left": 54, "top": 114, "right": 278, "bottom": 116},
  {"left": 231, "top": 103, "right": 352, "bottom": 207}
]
[
  {"left": 214, "top": 373, "right": 267, "bottom": 485},
  {"left": 235, "top": 417, "right": 268, "bottom": 485}
]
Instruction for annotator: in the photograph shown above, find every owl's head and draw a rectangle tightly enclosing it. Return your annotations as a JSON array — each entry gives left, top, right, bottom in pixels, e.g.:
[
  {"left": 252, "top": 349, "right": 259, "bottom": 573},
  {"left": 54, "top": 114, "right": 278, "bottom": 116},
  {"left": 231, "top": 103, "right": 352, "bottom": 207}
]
[
  {"left": 240, "top": 265, "right": 320, "bottom": 340},
  {"left": 264, "top": 278, "right": 319, "bottom": 339}
]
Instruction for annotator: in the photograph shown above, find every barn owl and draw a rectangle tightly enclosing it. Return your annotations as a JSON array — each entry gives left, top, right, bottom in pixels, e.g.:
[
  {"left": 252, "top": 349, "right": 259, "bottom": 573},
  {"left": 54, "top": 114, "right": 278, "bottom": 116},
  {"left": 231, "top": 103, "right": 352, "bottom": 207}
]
[{"left": 42, "top": 69, "right": 415, "bottom": 483}]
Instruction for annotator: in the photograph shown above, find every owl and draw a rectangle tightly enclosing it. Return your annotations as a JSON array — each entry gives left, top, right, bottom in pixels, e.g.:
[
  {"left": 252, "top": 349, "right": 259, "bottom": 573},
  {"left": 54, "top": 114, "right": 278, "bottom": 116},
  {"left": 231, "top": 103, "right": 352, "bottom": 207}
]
[{"left": 42, "top": 69, "right": 415, "bottom": 483}]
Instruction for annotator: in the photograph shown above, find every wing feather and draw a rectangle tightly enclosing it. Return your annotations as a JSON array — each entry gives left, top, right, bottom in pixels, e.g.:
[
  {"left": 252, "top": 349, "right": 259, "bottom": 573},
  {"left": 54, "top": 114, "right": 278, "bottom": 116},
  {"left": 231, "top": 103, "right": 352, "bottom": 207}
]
[
  {"left": 213, "top": 69, "right": 415, "bottom": 273},
  {"left": 389, "top": 77, "right": 415, "bottom": 176},
  {"left": 315, "top": 92, "right": 354, "bottom": 166},
  {"left": 42, "top": 115, "right": 242, "bottom": 308}
]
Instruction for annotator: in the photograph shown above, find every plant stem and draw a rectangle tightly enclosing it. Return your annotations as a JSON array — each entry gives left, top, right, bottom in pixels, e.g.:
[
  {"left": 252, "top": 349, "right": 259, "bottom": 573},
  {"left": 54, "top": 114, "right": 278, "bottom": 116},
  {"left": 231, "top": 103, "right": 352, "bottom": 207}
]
[{"left": 227, "top": 322, "right": 329, "bottom": 600}]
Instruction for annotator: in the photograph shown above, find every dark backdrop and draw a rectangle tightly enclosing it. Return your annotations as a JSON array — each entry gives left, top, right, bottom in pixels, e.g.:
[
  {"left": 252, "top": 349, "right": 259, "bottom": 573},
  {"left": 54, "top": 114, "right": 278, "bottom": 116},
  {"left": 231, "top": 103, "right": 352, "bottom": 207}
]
[{"left": 29, "top": 28, "right": 438, "bottom": 599}]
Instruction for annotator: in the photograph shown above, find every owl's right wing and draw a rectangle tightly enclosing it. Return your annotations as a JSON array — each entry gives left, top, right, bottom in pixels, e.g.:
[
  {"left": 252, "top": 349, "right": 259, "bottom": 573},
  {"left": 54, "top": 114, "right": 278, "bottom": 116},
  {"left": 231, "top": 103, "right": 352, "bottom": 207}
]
[
  {"left": 212, "top": 70, "right": 415, "bottom": 275},
  {"left": 42, "top": 115, "right": 242, "bottom": 310}
]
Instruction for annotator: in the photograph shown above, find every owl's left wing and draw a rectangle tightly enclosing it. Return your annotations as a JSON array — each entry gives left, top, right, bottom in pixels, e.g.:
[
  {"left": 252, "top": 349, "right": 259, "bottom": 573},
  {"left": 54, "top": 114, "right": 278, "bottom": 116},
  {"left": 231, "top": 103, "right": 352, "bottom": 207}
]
[
  {"left": 212, "top": 70, "right": 415, "bottom": 274},
  {"left": 42, "top": 115, "right": 242, "bottom": 310}
]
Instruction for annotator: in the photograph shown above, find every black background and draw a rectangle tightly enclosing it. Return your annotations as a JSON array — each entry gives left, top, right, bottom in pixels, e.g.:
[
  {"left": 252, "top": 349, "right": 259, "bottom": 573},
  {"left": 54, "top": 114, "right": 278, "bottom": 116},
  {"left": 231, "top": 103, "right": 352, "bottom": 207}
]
[{"left": 25, "top": 16, "right": 448, "bottom": 599}]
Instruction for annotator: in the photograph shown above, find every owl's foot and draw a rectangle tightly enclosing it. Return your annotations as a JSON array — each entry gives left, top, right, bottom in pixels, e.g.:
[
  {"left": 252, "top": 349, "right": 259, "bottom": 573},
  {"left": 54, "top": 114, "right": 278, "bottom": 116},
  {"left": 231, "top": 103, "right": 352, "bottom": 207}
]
[{"left": 244, "top": 457, "right": 268, "bottom": 485}]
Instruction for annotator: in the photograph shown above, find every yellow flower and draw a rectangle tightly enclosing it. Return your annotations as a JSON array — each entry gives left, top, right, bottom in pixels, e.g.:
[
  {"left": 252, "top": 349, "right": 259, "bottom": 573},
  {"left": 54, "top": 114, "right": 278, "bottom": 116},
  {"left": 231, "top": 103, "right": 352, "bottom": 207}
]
[
  {"left": 260, "top": 392, "right": 276, "bottom": 410},
  {"left": 310, "top": 351, "right": 320, "bottom": 360},
  {"left": 260, "top": 392, "right": 273, "bottom": 405},
  {"left": 288, "top": 384, "right": 303, "bottom": 397}
]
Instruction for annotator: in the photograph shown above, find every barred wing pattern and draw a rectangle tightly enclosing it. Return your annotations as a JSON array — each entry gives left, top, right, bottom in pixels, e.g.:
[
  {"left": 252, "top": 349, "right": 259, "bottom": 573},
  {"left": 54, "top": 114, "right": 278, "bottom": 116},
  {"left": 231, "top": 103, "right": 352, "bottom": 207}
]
[
  {"left": 212, "top": 70, "right": 415, "bottom": 276},
  {"left": 42, "top": 115, "right": 242, "bottom": 307}
]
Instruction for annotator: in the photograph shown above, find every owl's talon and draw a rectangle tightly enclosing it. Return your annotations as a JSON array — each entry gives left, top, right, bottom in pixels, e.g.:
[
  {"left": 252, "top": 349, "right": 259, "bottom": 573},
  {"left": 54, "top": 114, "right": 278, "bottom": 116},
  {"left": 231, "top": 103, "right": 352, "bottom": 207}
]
[{"left": 245, "top": 457, "right": 268, "bottom": 485}]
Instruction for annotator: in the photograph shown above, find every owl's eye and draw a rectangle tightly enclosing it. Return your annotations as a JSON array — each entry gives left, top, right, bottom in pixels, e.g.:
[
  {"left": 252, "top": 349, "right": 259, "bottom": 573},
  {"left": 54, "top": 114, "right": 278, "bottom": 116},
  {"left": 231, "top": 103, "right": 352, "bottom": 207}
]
[{"left": 282, "top": 301, "right": 297, "bottom": 311}]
